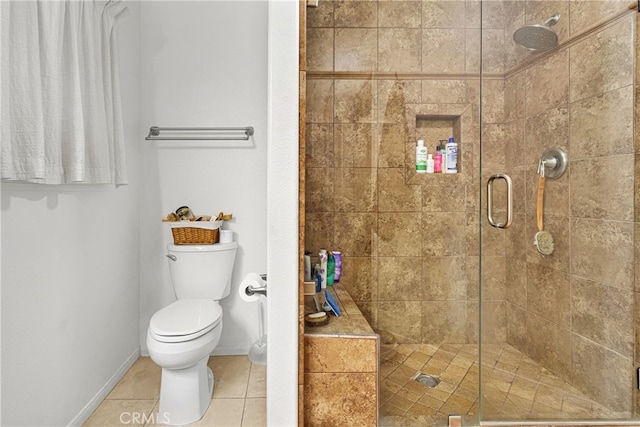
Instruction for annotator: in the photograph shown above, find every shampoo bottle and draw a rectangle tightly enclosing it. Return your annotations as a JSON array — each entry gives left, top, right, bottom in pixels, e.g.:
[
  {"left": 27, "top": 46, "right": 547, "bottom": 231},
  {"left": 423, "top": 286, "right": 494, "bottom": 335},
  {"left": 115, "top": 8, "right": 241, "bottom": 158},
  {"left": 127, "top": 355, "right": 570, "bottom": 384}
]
[
  {"left": 416, "top": 139, "right": 427, "bottom": 173},
  {"left": 327, "top": 252, "right": 335, "bottom": 286},
  {"left": 426, "top": 154, "right": 434, "bottom": 173},
  {"left": 319, "top": 249, "right": 328, "bottom": 291},
  {"left": 439, "top": 140, "right": 448, "bottom": 171},
  {"left": 434, "top": 142, "right": 443, "bottom": 173},
  {"left": 333, "top": 251, "right": 342, "bottom": 282},
  {"left": 304, "top": 251, "right": 312, "bottom": 282},
  {"left": 446, "top": 137, "right": 458, "bottom": 174}
]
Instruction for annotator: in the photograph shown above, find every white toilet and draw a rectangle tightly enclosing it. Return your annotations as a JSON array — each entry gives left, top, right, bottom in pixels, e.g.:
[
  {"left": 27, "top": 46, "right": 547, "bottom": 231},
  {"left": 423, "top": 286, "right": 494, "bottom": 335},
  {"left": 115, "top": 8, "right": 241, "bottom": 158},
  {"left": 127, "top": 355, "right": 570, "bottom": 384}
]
[{"left": 147, "top": 241, "right": 238, "bottom": 425}]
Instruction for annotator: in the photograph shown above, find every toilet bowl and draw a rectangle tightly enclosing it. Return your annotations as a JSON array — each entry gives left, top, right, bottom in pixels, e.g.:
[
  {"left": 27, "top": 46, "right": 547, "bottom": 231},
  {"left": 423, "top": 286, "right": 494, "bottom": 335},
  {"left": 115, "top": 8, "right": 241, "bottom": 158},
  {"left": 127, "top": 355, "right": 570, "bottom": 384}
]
[
  {"left": 147, "top": 299, "right": 223, "bottom": 425},
  {"left": 147, "top": 241, "right": 237, "bottom": 425}
]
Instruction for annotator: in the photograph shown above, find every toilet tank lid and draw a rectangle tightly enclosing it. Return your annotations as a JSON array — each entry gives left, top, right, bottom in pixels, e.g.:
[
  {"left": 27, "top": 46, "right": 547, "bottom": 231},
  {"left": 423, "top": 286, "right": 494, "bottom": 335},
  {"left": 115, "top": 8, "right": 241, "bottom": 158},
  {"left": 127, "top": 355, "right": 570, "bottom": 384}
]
[
  {"left": 150, "top": 299, "right": 222, "bottom": 337},
  {"left": 167, "top": 241, "right": 238, "bottom": 252}
]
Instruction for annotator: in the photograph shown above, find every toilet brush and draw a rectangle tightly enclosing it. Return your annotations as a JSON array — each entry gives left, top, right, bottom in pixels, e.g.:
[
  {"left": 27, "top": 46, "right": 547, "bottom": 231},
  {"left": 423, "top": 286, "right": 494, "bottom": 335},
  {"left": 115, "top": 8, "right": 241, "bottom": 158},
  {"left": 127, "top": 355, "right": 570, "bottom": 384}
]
[{"left": 248, "top": 297, "right": 267, "bottom": 365}]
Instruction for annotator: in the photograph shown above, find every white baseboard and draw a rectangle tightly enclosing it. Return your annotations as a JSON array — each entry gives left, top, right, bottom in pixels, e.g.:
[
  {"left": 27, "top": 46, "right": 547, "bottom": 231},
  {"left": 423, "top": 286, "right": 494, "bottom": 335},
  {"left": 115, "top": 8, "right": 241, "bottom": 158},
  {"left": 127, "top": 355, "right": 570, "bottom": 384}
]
[{"left": 68, "top": 348, "right": 140, "bottom": 426}]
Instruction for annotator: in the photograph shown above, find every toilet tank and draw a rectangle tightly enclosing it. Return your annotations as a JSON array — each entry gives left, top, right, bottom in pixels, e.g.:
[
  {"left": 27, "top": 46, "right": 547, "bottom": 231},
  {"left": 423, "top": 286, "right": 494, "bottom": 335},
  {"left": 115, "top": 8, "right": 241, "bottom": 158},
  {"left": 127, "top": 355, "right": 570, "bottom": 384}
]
[{"left": 167, "top": 242, "right": 238, "bottom": 300}]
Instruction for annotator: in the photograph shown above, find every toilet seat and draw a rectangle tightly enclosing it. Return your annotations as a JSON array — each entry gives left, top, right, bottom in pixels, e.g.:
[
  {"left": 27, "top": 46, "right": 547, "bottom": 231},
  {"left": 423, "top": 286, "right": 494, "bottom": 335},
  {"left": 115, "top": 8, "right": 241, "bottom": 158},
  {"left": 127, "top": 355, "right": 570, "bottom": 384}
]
[{"left": 149, "top": 299, "right": 222, "bottom": 343}]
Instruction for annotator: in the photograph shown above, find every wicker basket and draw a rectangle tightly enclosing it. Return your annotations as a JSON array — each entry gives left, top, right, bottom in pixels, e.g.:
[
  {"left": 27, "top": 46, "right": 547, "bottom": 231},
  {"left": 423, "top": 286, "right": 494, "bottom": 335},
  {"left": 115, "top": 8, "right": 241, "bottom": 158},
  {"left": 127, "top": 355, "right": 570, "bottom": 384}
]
[{"left": 169, "top": 221, "right": 222, "bottom": 245}]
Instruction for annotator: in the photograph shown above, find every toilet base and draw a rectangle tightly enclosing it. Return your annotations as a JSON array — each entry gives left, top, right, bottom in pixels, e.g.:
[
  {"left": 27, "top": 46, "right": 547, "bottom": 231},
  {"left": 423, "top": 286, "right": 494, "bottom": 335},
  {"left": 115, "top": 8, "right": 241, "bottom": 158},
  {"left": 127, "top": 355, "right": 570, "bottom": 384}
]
[{"left": 157, "top": 357, "right": 214, "bottom": 425}]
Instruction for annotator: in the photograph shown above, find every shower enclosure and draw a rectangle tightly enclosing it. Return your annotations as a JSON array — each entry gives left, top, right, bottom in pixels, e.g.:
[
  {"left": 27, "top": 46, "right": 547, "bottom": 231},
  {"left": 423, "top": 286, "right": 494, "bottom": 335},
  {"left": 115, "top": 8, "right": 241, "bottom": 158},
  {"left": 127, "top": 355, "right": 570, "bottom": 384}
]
[{"left": 303, "top": 0, "right": 639, "bottom": 425}]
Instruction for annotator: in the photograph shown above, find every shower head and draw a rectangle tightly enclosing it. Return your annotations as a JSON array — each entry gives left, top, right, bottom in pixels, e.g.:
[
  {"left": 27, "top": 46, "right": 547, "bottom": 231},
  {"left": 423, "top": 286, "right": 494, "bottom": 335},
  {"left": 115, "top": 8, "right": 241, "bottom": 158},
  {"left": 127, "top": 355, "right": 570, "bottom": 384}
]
[{"left": 513, "top": 14, "right": 560, "bottom": 52}]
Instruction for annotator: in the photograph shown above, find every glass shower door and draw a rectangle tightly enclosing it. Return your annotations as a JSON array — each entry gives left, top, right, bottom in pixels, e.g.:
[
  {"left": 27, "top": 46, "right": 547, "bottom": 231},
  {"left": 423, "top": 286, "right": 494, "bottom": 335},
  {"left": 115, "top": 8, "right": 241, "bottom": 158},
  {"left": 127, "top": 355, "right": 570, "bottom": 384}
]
[{"left": 479, "top": 1, "right": 639, "bottom": 423}]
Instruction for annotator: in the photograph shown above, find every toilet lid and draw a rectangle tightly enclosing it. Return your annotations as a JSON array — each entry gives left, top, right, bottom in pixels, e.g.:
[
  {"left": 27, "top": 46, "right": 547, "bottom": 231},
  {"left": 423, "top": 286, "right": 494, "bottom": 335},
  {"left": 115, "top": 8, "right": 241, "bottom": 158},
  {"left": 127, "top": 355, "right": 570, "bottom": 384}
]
[{"left": 150, "top": 299, "right": 222, "bottom": 338}]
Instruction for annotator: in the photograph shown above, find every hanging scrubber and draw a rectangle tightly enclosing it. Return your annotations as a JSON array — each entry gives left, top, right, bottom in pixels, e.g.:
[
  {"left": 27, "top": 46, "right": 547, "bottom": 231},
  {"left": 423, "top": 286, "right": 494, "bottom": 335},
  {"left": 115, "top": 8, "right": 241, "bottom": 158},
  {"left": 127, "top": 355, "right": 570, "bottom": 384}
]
[{"left": 534, "top": 173, "right": 554, "bottom": 256}]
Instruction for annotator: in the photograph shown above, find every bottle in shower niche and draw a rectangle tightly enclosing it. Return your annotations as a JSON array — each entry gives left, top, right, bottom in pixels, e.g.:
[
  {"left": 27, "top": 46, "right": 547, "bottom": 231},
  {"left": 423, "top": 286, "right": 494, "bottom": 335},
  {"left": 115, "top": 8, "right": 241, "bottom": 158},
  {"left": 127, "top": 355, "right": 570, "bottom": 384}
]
[
  {"left": 434, "top": 142, "right": 443, "bottom": 173},
  {"left": 446, "top": 137, "right": 458, "bottom": 174},
  {"left": 415, "top": 139, "right": 427, "bottom": 173},
  {"left": 426, "top": 154, "right": 434, "bottom": 173},
  {"left": 438, "top": 140, "right": 448, "bottom": 171}
]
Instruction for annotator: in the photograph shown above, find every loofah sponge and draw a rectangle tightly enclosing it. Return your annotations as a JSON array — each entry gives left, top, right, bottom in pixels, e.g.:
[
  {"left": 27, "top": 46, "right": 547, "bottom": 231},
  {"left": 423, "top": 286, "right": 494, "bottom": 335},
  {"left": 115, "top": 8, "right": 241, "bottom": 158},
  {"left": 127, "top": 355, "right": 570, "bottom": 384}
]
[{"left": 534, "top": 231, "right": 554, "bottom": 255}]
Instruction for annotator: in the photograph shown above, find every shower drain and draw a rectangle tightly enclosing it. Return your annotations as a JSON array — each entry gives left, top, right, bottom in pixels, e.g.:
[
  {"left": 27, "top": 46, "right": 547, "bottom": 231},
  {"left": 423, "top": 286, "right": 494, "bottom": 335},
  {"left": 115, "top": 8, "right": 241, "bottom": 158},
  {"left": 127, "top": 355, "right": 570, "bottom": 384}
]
[{"left": 412, "top": 372, "right": 440, "bottom": 388}]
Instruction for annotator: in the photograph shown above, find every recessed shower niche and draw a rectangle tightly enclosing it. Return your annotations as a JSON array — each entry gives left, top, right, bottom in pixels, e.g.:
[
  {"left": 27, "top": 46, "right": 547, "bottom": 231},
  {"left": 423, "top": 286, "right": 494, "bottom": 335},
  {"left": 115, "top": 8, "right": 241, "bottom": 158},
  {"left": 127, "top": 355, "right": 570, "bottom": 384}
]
[
  {"left": 406, "top": 103, "right": 472, "bottom": 180},
  {"left": 416, "top": 115, "right": 461, "bottom": 154}
]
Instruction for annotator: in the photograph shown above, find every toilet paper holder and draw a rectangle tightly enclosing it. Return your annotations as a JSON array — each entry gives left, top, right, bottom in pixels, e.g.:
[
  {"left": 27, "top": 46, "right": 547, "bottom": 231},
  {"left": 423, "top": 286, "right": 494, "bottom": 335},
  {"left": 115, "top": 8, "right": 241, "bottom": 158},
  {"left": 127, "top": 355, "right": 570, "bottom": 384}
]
[{"left": 245, "top": 273, "right": 267, "bottom": 297}]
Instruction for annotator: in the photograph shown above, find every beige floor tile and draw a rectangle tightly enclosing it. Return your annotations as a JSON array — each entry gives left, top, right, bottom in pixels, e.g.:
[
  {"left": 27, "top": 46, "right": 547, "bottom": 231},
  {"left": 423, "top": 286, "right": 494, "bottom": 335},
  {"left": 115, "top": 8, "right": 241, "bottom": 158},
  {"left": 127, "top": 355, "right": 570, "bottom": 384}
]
[
  {"left": 380, "top": 359, "right": 401, "bottom": 378},
  {"left": 387, "top": 350, "right": 409, "bottom": 365},
  {"left": 380, "top": 343, "right": 619, "bottom": 425},
  {"left": 380, "top": 401, "right": 407, "bottom": 417},
  {"left": 192, "top": 398, "right": 245, "bottom": 427},
  {"left": 395, "top": 344, "right": 422, "bottom": 356},
  {"left": 241, "top": 397, "right": 266, "bottom": 426},
  {"left": 107, "top": 357, "right": 161, "bottom": 400},
  {"left": 454, "top": 386, "right": 477, "bottom": 402},
  {"left": 425, "top": 357, "right": 449, "bottom": 371},
  {"left": 387, "top": 393, "right": 415, "bottom": 412},
  {"left": 409, "top": 351, "right": 431, "bottom": 365},
  {"left": 381, "top": 377, "right": 403, "bottom": 395},
  {"left": 503, "top": 393, "right": 533, "bottom": 412},
  {"left": 209, "top": 355, "right": 252, "bottom": 398},
  {"left": 408, "top": 401, "right": 436, "bottom": 416},
  {"left": 246, "top": 364, "right": 266, "bottom": 398},
  {"left": 86, "top": 355, "right": 264, "bottom": 427},
  {"left": 141, "top": 401, "right": 161, "bottom": 427},
  {"left": 396, "top": 383, "right": 425, "bottom": 403},
  {"left": 403, "top": 355, "right": 427, "bottom": 371},
  {"left": 83, "top": 399, "right": 157, "bottom": 426},
  {"left": 417, "top": 394, "right": 445, "bottom": 411}
]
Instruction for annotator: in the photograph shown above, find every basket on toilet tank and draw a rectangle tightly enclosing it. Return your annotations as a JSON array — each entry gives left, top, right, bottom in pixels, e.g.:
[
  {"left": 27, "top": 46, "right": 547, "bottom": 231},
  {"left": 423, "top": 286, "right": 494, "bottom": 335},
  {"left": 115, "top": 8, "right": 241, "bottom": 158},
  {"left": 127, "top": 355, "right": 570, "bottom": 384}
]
[{"left": 168, "top": 221, "right": 222, "bottom": 245}]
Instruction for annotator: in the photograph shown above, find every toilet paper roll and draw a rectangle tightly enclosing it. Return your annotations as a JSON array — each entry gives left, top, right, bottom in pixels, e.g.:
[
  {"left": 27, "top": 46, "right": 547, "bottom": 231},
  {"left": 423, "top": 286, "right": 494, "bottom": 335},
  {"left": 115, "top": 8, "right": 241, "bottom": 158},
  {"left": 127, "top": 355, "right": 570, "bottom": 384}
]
[
  {"left": 220, "top": 229, "right": 233, "bottom": 244},
  {"left": 239, "top": 273, "right": 265, "bottom": 303}
]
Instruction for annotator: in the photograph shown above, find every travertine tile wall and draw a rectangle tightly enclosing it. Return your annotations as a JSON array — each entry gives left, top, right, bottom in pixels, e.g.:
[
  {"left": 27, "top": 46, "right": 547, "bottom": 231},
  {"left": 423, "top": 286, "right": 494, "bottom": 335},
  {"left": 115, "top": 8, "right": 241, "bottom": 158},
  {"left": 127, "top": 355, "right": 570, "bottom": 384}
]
[
  {"left": 304, "top": 335, "right": 378, "bottom": 426},
  {"left": 502, "top": 9, "right": 637, "bottom": 414},
  {"left": 304, "top": 0, "right": 638, "bottom": 416},
  {"left": 305, "top": 0, "right": 519, "bottom": 348}
]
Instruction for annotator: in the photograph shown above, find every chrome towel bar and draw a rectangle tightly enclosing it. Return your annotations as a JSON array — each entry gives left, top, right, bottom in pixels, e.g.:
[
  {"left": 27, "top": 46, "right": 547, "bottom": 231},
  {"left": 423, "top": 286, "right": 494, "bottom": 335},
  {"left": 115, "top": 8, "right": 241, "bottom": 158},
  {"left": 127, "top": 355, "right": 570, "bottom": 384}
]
[{"left": 145, "top": 126, "right": 254, "bottom": 141}]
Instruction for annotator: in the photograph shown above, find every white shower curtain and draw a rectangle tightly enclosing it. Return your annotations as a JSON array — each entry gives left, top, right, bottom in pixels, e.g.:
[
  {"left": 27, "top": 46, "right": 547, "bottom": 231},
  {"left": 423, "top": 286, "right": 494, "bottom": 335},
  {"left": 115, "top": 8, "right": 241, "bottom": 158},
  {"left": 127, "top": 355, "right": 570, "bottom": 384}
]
[{"left": 0, "top": 0, "right": 129, "bottom": 185}]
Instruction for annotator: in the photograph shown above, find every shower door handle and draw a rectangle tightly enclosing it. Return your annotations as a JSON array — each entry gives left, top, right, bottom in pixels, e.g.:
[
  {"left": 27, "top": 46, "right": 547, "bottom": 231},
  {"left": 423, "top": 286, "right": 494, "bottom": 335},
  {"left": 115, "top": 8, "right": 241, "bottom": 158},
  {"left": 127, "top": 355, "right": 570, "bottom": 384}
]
[{"left": 487, "top": 174, "right": 513, "bottom": 229}]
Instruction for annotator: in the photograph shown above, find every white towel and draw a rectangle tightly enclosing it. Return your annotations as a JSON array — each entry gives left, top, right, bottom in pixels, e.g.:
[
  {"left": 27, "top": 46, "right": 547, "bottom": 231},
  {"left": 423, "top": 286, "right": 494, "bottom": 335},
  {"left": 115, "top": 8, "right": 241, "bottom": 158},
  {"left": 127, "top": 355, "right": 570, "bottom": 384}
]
[{"left": 1, "top": 0, "right": 129, "bottom": 185}]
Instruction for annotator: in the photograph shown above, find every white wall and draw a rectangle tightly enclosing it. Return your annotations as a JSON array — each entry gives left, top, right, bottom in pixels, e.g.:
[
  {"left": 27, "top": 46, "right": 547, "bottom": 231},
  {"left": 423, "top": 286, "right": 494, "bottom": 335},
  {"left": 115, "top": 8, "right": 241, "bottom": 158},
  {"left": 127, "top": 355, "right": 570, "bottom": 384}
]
[
  {"left": 0, "top": 2, "right": 141, "bottom": 425},
  {"left": 1, "top": 2, "right": 300, "bottom": 425},
  {"left": 266, "top": 1, "right": 299, "bottom": 424},
  {"left": 138, "top": 1, "right": 268, "bottom": 356},
  {"left": 139, "top": 2, "right": 302, "bottom": 422}
]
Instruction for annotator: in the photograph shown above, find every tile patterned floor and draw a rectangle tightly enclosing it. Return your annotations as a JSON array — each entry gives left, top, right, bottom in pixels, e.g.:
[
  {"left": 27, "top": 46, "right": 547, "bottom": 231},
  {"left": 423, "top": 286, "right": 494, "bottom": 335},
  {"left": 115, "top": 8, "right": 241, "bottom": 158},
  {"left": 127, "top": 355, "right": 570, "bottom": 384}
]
[
  {"left": 84, "top": 356, "right": 266, "bottom": 427},
  {"left": 380, "top": 343, "right": 621, "bottom": 426}
]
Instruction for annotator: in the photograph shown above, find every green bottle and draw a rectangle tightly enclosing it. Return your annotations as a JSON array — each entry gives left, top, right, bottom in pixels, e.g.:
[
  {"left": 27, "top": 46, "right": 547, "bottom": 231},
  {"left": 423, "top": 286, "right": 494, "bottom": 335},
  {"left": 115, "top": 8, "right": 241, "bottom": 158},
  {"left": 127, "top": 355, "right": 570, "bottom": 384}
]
[{"left": 327, "top": 252, "right": 335, "bottom": 286}]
